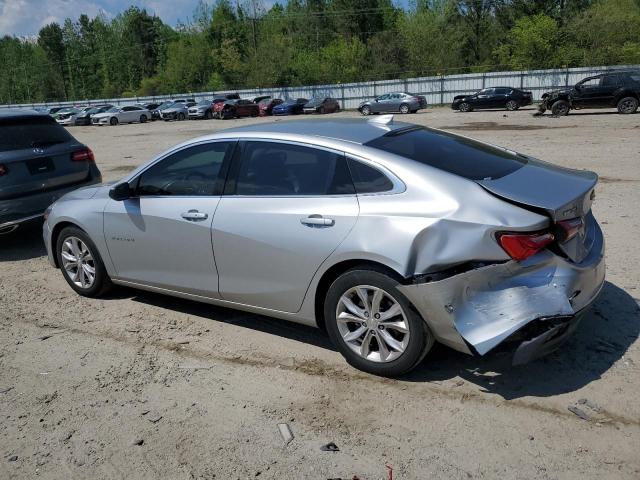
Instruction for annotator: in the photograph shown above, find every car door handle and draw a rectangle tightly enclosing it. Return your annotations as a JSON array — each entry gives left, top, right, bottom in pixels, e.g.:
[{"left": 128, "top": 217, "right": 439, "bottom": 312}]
[
  {"left": 300, "top": 215, "right": 335, "bottom": 227},
  {"left": 181, "top": 210, "right": 208, "bottom": 221}
]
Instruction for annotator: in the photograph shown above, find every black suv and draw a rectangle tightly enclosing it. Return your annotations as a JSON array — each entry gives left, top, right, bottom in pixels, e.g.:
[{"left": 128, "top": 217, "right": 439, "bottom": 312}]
[
  {"left": 0, "top": 109, "right": 102, "bottom": 235},
  {"left": 539, "top": 71, "right": 640, "bottom": 115}
]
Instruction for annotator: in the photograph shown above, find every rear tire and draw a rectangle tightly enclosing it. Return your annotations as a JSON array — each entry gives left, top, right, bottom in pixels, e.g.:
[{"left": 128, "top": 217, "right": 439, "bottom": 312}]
[
  {"left": 324, "top": 268, "right": 434, "bottom": 377},
  {"left": 205, "top": 110, "right": 213, "bottom": 119},
  {"left": 617, "top": 96, "right": 638, "bottom": 114},
  {"left": 110, "top": 117, "right": 118, "bottom": 126},
  {"left": 506, "top": 100, "right": 518, "bottom": 111},
  {"left": 551, "top": 100, "right": 570, "bottom": 116},
  {"left": 56, "top": 226, "right": 112, "bottom": 298}
]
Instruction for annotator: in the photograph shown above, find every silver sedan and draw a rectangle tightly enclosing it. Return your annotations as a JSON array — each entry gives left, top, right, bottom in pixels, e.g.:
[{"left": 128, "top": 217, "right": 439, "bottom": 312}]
[{"left": 43, "top": 116, "right": 605, "bottom": 376}]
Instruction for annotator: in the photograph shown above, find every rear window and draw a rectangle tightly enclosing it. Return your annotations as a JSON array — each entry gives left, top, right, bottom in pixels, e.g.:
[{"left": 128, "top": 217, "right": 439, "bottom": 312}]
[
  {"left": 0, "top": 115, "right": 73, "bottom": 152},
  {"left": 365, "top": 127, "right": 526, "bottom": 180}
]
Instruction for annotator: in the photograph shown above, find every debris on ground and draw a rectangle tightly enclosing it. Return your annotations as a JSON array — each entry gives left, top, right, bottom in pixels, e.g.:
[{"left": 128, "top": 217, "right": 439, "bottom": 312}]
[
  {"left": 133, "top": 438, "right": 144, "bottom": 446},
  {"left": 320, "top": 442, "right": 340, "bottom": 452},
  {"left": 8, "top": 455, "right": 18, "bottom": 462},
  {"left": 578, "top": 398, "right": 602, "bottom": 412},
  {"left": 568, "top": 405, "right": 589, "bottom": 421},
  {"left": 277, "top": 423, "right": 294, "bottom": 445},
  {"left": 0, "top": 387, "right": 13, "bottom": 394}
]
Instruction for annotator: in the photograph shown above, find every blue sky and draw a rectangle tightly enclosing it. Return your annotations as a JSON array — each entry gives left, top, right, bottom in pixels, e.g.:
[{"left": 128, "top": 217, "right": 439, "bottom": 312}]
[{"left": 0, "top": 0, "right": 410, "bottom": 37}]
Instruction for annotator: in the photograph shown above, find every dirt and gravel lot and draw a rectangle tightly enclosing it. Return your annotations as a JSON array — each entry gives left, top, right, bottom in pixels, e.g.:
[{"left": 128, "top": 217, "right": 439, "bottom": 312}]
[{"left": 1, "top": 107, "right": 639, "bottom": 479}]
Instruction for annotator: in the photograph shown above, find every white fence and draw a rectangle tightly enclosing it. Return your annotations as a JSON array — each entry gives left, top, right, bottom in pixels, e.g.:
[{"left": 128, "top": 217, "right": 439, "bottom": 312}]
[{"left": 3, "top": 65, "right": 638, "bottom": 110}]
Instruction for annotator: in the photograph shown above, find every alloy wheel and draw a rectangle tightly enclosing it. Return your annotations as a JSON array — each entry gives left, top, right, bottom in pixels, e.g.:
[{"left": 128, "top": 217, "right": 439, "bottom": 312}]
[
  {"left": 619, "top": 98, "right": 638, "bottom": 114},
  {"left": 336, "top": 285, "right": 410, "bottom": 363},
  {"left": 61, "top": 236, "right": 96, "bottom": 289}
]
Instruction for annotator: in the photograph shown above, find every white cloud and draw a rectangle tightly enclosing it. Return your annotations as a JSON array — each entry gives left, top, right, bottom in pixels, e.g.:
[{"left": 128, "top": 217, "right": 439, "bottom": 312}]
[
  {"left": 0, "top": 0, "right": 110, "bottom": 36},
  {"left": 0, "top": 0, "right": 209, "bottom": 37}
]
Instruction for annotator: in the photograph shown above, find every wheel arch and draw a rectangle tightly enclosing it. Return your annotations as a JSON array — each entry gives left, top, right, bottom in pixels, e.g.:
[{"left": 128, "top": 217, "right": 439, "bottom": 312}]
[
  {"left": 313, "top": 259, "right": 405, "bottom": 332},
  {"left": 50, "top": 220, "right": 85, "bottom": 268}
]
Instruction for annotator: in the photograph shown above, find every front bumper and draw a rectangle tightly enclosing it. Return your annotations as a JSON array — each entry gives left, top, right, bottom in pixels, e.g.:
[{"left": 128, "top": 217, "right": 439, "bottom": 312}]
[{"left": 398, "top": 222, "right": 605, "bottom": 361}]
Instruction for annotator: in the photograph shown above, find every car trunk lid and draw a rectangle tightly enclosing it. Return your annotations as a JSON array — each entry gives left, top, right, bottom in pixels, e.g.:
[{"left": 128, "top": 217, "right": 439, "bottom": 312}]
[
  {"left": 477, "top": 159, "right": 598, "bottom": 263},
  {"left": 0, "top": 142, "right": 92, "bottom": 200}
]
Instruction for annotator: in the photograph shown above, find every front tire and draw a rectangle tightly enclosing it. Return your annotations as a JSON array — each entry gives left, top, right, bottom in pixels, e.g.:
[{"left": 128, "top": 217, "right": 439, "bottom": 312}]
[
  {"left": 56, "top": 226, "right": 112, "bottom": 298},
  {"left": 551, "top": 100, "right": 570, "bottom": 116},
  {"left": 617, "top": 96, "right": 638, "bottom": 114},
  {"left": 139, "top": 114, "right": 147, "bottom": 123},
  {"left": 110, "top": 117, "right": 118, "bottom": 126},
  {"left": 178, "top": 113, "right": 186, "bottom": 121},
  {"left": 506, "top": 100, "right": 518, "bottom": 111},
  {"left": 324, "top": 268, "right": 434, "bottom": 377},
  {"left": 361, "top": 105, "right": 371, "bottom": 116},
  {"left": 459, "top": 102, "right": 472, "bottom": 112},
  {"left": 399, "top": 103, "right": 410, "bottom": 114}
]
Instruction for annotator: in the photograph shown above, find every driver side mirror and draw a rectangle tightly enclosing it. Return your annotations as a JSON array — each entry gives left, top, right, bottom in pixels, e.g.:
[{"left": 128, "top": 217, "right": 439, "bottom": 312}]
[{"left": 109, "top": 182, "right": 131, "bottom": 201}]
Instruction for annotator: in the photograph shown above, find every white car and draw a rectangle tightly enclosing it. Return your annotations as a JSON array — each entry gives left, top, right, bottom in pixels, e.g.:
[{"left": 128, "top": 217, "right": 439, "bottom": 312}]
[
  {"left": 92, "top": 105, "right": 150, "bottom": 126},
  {"left": 55, "top": 108, "right": 81, "bottom": 126}
]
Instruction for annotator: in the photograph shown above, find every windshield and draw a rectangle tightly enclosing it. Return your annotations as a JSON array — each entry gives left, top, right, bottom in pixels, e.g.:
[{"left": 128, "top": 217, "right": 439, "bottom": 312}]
[
  {"left": 365, "top": 127, "right": 527, "bottom": 181},
  {"left": 0, "top": 116, "right": 73, "bottom": 152}
]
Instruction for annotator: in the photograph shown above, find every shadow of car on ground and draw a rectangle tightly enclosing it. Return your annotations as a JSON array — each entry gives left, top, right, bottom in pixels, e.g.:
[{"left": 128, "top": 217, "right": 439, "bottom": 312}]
[{"left": 2, "top": 224, "right": 638, "bottom": 400}]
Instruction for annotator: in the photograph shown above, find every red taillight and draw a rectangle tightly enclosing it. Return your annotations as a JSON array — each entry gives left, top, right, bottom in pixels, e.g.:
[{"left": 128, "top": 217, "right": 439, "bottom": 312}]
[
  {"left": 556, "top": 217, "right": 583, "bottom": 243},
  {"left": 0, "top": 164, "right": 7, "bottom": 176},
  {"left": 497, "top": 231, "right": 555, "bottom": 261},
  {"left": 71, "top": 148, "right": 95, "bottom": 163}
]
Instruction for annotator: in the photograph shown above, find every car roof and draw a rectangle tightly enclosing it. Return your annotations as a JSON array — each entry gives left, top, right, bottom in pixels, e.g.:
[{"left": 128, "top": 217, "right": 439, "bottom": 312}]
[
  {"left": 0, "top": 108, "right": 49, "bottom": 119},
  {"left": 216, "top": 117, "right": 410, "bottom": 144}
]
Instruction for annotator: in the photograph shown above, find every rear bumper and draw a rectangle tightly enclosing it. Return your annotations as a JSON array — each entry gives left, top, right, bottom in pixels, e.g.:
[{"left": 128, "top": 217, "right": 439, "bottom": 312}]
[
  {"left": 0, "top": 171, "right": 102, "bottom": 234},
  {"left": 398, "top": 221, "right": 605, "bottom": 361}
]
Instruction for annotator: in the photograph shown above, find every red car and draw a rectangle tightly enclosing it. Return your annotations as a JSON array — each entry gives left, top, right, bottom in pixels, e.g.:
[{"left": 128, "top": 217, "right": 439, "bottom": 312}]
[
  {"left": 214, "top": 99, "right": 260, "bottom": 119},
  {"left": 258, "top": 98, "right": 284, "bottom": 116}
]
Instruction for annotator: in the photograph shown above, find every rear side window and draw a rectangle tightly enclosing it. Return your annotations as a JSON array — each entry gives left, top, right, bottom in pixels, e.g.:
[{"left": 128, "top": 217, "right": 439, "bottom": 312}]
[
  {"left": 365, "top": 127, "right": 526, "bottom": 181},
  {"left": 347, "top": 158, "right": 394, "bottom": 193},
  {"left": 0, "top": 115, "right": 73, "bottom": 152},
  {"left": 601, "top": 75, "right": 619, "bottom": 87},
  {"left": 234, "top": 141, "right": 354, "bottom": 196}
]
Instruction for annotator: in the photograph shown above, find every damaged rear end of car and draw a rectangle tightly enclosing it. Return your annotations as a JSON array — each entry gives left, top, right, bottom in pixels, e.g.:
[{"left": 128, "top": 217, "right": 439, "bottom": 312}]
[{"left": 364, "top": 126, "right": 605, "bottom": 364}]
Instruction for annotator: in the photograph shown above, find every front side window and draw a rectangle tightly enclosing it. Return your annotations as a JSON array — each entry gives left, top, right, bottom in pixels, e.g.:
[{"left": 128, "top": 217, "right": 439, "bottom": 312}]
[
  {"left": 136, "top": 142, "right": 233, "bottom": 196},
  {"left": 579, "top": 77, "right": 600, "bottom": 88},
  {"left": 601, "top": 75, "right": 619, "bottom": 87},
  {"left": 234, "top": 142, "right": 354, "bottom": 196}
]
